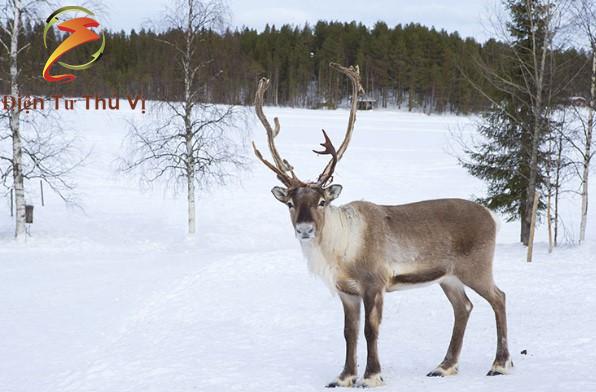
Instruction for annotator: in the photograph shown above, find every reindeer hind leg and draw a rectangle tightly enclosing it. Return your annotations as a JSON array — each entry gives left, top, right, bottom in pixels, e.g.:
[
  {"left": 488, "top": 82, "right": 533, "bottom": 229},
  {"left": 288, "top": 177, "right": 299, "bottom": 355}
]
[
  {"left": 427, "top": 276, "right": 473, "bottom": 377},
  {"left": 464, "top": 278, "right": 512, "bottom": 376}
]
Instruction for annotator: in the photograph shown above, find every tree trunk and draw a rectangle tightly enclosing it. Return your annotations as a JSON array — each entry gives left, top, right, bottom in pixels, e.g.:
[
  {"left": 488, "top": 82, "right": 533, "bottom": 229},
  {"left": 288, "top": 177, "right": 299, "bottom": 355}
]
[
  {"left": 183, "top": 6, "right": 196, "bottom": 236},
  {"left": 273, "top": 65, "right": 279, "bottom": 106},
  {"left": 9, "top": 1, "right": 25, "bottom": 240},
  {"left": 547, "top": 190, "right": 553, "bottom": 253},
  {"left": 554, "top": 134, "right": 563, "bottom": 248},
  {"left": 520, "top": 204, "right": 530, "bottom": 244},
  {"left": 580, "top": 49, "right": 595, "bottom": 244},
  {"left": 187, "top": 162, "right": 196, "bottom": 235},
  {"left": 185, "top": 103, "right": 195, "bottom": 234},
  {"left": 11, "top": 112, "right": 25, "bottom": 239},
  {"left": 185, "top": 117, "right": 196, "bottom": 235},
  {"left": 523, "top": 107, "right": 543, "bottom": 246},
  {"left": 408, "top": 82, "right": 414, "bottom": 112}
]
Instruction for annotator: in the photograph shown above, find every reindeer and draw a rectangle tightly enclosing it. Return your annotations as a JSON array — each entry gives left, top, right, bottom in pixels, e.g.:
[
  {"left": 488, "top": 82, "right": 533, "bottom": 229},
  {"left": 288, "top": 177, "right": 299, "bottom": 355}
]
[{"left": 252, "top": 63, "right": 512, "bottom": 388}]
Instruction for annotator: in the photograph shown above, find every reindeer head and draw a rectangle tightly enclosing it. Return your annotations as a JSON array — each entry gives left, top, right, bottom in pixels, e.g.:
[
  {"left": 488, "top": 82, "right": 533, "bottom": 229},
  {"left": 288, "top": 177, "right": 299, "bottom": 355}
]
[{"left": 253, "top": 63, "right": 363, "bottom": 241}]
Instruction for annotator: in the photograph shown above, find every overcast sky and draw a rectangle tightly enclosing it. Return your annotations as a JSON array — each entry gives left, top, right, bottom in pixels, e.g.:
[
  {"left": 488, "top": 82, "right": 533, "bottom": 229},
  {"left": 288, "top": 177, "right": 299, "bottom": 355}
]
[{"left": 99, "top": 0, "right": 501, "bottom": 42}]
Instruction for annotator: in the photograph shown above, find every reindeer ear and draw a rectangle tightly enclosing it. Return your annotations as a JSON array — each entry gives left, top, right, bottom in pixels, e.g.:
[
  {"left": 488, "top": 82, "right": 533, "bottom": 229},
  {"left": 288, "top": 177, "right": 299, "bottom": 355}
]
[
  {"left": 271, "top": 186, "right": 289, "bottom": 203},
  {"left": 324, "top": 184, "right": 343, "bottom": 202}
]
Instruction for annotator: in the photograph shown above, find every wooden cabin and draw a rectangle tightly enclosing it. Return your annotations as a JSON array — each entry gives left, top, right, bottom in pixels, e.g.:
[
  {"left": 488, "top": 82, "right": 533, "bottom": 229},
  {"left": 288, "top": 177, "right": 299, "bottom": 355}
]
[
  {"left": 357, "top": 96, "right": 376, "bottom": 110},
  {"left": 570, "top": 96, "right": 587, "bottom": 107}
]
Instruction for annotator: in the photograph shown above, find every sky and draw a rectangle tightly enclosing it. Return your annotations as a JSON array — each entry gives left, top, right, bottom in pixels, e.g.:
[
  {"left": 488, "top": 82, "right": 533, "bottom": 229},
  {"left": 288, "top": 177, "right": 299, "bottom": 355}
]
[{"left": 98, "top": 0, "right": 501, "bottom": 42}]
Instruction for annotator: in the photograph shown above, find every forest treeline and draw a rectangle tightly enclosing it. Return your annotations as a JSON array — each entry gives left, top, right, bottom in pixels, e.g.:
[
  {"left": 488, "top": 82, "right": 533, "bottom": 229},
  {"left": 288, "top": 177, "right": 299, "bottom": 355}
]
[{"left": 0, "top": 20, "right": 592, "bottom": 113}]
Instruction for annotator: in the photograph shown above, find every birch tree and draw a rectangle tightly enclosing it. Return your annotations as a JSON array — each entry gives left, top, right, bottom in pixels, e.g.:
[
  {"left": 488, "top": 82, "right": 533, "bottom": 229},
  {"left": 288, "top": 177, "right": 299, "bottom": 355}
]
[
  {"left": 0, "top": 0, "right": 85, "bottom": 239},
  {"left": 0, "top": 0, "right": 29, "bottom": 238},
  {"left": 572, "top": 0, "right": 596, "bottom": 244},
  {"left": 122, "top": 0, "right": 247, "bottom": 234}
]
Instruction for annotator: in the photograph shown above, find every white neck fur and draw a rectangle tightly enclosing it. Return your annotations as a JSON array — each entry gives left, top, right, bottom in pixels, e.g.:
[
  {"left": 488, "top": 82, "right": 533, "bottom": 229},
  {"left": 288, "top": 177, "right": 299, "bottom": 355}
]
[{"left": 299, "top": 205, "right": 365, "bottom": 292}]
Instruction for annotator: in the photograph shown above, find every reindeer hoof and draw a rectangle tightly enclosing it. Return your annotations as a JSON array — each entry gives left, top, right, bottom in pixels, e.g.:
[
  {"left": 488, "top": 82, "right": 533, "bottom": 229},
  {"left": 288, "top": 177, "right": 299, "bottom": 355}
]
[
  {"left": 427, "top": 364, "right": 458, "bottom": 377},
  {"left": 326, "top": 375, "right": 357, "bottom": 388},
  {"left": 357, "top": 374, "right": 384, "bottom": 388},
  {"left": 487, "top": 358, "right": 513, "bottom": 376}
]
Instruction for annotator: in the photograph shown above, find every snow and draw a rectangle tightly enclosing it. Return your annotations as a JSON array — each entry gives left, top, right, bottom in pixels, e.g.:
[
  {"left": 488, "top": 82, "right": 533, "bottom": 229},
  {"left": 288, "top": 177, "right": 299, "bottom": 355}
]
[{"left": 1, "top": 107, "right": 595, "bottom": 392}]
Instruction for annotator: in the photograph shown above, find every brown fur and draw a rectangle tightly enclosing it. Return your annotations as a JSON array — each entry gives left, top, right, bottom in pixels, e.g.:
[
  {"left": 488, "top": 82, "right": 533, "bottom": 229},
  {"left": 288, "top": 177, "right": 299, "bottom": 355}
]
[{"left": 391, "top": 267, "right": 446, "bottom": 285}]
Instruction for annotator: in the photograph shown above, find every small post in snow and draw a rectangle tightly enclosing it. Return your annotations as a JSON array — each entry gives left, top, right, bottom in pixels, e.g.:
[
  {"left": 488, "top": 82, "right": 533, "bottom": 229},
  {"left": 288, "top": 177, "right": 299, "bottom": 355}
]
[
  {"left": 40, "top": 180, "right": 45, "bottom": 207},
  {"left": 527, "top": 192, "right": 540, "bottom": 263}
]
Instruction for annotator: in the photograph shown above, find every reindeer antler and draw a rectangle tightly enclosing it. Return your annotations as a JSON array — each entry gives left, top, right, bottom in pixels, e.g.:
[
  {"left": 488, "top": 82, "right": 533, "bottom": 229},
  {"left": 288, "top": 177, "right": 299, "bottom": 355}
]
[
  {"left": 252, "top": 77, "right": 304, "bottom": 187},
  {"left": 315, "top": 63, "right": 363, "bottom": 186},
  {"left": 253, "top": 64, "right": 363, "bottom": 188},
  {"left": 313, "top": 130, "right": 337, "bottom": 186}
]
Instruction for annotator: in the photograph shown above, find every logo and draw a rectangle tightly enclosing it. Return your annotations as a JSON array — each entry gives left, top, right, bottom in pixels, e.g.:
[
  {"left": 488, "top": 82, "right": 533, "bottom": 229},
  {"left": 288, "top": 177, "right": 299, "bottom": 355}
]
[{"left": 42, "top": 6, "right": 106, "bottom": 83}]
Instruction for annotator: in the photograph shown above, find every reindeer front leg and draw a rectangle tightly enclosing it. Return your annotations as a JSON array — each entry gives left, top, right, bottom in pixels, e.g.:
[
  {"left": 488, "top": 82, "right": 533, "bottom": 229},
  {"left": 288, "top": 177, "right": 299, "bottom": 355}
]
[
  {"left": 327, "top": 292, "right": 360, "bottom": 388},
  {"left": 361, "top": 289, "right": 384, "bottom": 387}
]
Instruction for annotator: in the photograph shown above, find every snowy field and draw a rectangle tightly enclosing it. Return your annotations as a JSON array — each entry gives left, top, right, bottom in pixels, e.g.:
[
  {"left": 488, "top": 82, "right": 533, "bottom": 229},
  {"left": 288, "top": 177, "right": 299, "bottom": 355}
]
[{"left": 1, "top": 106, "right": 595, "bottom": 392}]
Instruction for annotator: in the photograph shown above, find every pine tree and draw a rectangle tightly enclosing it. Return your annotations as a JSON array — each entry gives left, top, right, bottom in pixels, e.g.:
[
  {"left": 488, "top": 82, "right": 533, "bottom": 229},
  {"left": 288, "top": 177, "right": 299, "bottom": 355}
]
[{"left": 461, "top": 104, "right": 547, "bottom": 221}]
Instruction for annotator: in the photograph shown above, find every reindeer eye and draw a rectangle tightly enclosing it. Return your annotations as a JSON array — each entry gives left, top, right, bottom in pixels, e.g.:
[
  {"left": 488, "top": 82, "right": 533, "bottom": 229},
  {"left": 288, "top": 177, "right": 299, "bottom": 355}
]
[
  {"left": 318, "top": 200, "right": 326, "bottom": 207},
  {"left": 287, "top": 202, "right": 294, "bottom": 209}
]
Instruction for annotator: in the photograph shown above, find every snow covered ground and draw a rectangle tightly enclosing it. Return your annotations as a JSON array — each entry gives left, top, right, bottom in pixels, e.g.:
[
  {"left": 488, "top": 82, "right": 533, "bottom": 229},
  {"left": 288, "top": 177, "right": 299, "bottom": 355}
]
[{"left": 1, "top": 107, "right": 595, "bottom": 392}]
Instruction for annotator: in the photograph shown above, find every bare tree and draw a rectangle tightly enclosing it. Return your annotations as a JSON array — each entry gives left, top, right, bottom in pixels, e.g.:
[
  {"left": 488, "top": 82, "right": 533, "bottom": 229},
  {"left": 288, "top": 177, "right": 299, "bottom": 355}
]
[
  {"left": 0, "top": 110, "right": 83, "bottom": 197},
  {"left": 0, "top": 0, "right": 85, "bottom": 239},
  {"left": 545, "top": 112, "right": 576, "bottom": 248},
  {"left": 122, "top": 0, "right": 247, "bottom": 234},
  {"left": 571, "top": 0, "right": 596, "bottom": 244},
  {"left": 555, "top": 102, "right": 594, "bottom": 243}
]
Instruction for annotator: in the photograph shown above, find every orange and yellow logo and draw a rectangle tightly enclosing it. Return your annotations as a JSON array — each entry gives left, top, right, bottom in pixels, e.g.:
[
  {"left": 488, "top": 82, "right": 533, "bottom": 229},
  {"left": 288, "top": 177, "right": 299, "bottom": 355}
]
[{"left": 42, "top": 6, "right": 106, "bottom": 83}]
